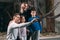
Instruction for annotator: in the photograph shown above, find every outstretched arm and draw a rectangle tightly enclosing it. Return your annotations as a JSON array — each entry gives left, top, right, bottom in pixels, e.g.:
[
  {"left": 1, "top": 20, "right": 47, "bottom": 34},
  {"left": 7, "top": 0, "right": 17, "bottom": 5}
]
[
  {"left": 11, "top": 18, "right": 37, "bottom": 29},
  {"left": 11, "top": 22, "right": 31, "bottom": 29}
]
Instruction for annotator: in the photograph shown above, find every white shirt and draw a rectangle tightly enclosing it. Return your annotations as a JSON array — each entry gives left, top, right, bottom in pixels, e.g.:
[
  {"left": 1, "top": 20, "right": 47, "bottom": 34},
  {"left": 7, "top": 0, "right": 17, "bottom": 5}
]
[
  {"left": 6, "top": 18, "right": 36, "bottom": 40},
  {"left": 7, "top": 21, "right": 31, "bottom": 40},
  {"left": 20, "top": 26, "right": 26, "bottom": 37}
]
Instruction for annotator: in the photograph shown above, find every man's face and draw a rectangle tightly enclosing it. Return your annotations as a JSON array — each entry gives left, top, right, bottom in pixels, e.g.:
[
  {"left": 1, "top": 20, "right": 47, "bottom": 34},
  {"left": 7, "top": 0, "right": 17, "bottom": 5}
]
[
  {"left": 31, "top": 11, "right": 36, "bottom": 16},
  {"left": 14, "top": 15, "right": 20, "bottom": 23}
]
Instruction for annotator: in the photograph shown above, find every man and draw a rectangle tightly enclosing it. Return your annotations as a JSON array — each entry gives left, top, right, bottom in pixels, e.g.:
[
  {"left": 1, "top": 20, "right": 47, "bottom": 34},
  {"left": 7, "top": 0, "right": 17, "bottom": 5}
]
[
  {"left": 28, "top": 9, "right": 42, "bottom": 40},
  {"left": 6, "top": 13, "right": 38, "bottom": 40}
]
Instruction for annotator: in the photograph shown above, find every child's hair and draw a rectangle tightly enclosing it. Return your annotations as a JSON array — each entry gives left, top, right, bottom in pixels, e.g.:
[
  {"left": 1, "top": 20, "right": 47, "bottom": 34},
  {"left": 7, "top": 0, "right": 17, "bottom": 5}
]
[
  {"left": 20, "top": 15, "right": 25, "bottom": 23},
  {"left": 31, "top": 7, "right": 36, "bottom": 11},
  {"left": 31, "top": 7, "right": 39, "bottom": 16}
]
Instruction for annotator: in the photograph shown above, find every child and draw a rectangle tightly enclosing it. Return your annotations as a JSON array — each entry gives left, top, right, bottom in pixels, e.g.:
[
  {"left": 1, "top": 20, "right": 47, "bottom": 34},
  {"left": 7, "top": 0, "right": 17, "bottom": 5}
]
[
  {"left": 28, "top": 8, "right": 42, "bottom": 40},
  {"left": 20, "top": 16, "right": 27, "bottom": 40}
]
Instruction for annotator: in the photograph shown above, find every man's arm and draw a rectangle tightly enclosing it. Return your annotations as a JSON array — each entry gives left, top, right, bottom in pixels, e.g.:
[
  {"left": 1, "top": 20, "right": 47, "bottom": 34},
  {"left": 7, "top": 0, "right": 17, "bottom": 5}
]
[
  {"left": 11, "top": 22, "right": 31, "bottom": 29},
  {"left": 11, "top": 18, "right": 37, "bottom": 29}
]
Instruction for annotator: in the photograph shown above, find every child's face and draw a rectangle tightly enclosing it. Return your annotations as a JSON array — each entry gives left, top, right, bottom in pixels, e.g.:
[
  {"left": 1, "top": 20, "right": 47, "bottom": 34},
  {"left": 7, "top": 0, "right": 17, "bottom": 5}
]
[
  {"left": 22, "top": 16, "right": 25, "bottom": 22},
  {"left": 31, "top": 11, "right": 36, "bottom": 16}
]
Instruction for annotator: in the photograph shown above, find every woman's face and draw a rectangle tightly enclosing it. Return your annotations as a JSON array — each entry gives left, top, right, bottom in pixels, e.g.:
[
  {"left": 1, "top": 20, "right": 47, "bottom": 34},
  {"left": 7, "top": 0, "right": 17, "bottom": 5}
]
[
  {"left": 25, "top": 4, "right": 29, "bottom": 10},
  {"left": 21, "top": 3, "right": 26, "bottom": 9},
  {"left": 21, "top": 3, "right": 29, "bottom": 10}
]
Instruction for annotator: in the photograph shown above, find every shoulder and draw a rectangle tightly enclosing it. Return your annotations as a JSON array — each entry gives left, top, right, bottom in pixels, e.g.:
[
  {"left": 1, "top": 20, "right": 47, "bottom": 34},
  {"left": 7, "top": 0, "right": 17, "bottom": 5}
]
[
  {"left": 28, "top": 17, "right": 33, "bottom": 21},
  {"left": 8, "top": 21, "right": 13, "bottom": 25},
  {"left": 9, "top": 21, "right": 13, "bottom": 24},
  {"left": 8, "top": 21, "right": 15, "bottom": 27},
  {"left": 36, "top": 16, "right": 40, "bottom": 17},
  {"left": 35, "top": 16, "right": 40, "bottom": 19}
]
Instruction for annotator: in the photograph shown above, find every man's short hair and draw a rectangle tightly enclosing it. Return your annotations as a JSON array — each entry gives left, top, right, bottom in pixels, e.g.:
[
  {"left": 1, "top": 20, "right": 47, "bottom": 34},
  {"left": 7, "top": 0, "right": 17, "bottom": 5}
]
[
  {"left": 13, "top": 13, "right": 20, "bottom": 17},
  {"left": 13, "top": 13, "right": 20, "bottom": 19}
]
